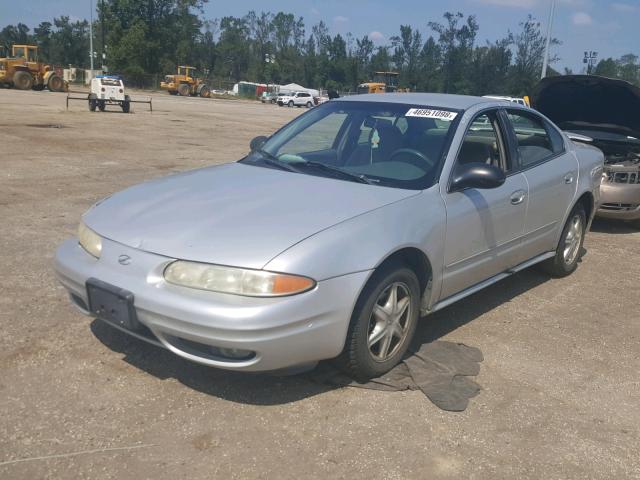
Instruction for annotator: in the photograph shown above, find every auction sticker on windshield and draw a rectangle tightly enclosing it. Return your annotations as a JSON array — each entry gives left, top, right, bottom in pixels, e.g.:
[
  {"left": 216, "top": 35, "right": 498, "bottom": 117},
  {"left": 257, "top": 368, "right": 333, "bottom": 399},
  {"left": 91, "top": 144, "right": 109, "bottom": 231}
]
[{"left": 406, "top": 108, "right": 458, "bottom": 121}]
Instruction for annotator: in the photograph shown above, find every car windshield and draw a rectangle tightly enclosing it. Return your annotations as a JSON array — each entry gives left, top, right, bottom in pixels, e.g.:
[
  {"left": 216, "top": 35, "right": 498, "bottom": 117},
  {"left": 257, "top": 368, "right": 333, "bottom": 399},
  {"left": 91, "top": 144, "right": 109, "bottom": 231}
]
[{"left": 242, "top": 101, "right": 461, "bottom": 189}]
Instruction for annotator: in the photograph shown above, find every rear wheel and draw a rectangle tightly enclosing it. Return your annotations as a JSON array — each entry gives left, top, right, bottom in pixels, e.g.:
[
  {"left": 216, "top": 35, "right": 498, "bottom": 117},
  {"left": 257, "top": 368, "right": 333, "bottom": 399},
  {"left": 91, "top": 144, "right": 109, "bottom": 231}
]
[
  {"left": 306, "top": 101, "right": 312, "bottom": 108},
  {"left": 13, "top": 71, "right": 33, "bottom": 90},
  {"left": 288, "top": 100, "right": 294, "bottom": 107},
  {"left": 121, "top": 95, "right": 131, "bottom": 113},
  {"left": 335, "top": 264, "right": 420, "bottom": 381},
  {"left": 89, "top": 99, "right": 97, "bottom": 111},
  {"left": 541, "top": 203, "right": 586, "bottom": 277},
  {"left": 178, "top": 83, "right": 191, "bottom": 96},
  {"left": 169, "top": 90, "right": 178, "bottom": 95},
  {"left": 47, "top": 74, "right": 64, "bottom": 92},
  {"left": 98, "top": 101, "right": 106, "bottom": 112}
]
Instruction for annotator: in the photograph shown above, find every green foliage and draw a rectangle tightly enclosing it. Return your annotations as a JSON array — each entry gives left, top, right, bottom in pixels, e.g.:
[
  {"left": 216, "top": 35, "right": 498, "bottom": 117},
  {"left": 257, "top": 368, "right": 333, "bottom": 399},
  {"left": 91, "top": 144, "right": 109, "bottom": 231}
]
[{"left": 3, "top": 7, "right": 637, "bottom": 92}]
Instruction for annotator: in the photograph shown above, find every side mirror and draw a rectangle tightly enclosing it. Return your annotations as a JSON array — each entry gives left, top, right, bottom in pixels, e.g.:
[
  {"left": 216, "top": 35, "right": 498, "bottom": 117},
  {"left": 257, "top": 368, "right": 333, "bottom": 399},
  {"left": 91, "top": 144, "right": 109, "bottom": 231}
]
[
  {"left": 450, "top": 163, "right": 506, "bottom": 192},
  {"left": 250, "top": 135, "right": 268, "bottom": 152}
]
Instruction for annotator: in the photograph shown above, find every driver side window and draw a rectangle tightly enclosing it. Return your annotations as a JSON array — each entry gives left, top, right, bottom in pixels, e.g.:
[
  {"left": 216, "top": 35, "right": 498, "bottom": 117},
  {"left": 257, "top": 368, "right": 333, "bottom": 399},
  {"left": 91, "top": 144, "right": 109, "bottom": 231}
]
[{"left": 456, "top": 111, "right": 508, "bottom": 171}]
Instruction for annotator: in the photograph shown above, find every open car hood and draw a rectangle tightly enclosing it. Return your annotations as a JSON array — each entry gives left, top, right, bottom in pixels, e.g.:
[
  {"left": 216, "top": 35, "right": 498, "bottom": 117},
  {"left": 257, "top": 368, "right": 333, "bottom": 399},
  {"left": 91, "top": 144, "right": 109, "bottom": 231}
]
[{"left": 531, "top": 75, "right": 640, "bottom": 139}]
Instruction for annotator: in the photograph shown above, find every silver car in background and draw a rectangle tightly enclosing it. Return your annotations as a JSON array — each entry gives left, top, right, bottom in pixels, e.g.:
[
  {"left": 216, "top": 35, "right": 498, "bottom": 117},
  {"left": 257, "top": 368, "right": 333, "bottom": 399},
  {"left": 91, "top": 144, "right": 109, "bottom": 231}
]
[{"left": 54, "top": 93, "right": 603, "bottom": 380}]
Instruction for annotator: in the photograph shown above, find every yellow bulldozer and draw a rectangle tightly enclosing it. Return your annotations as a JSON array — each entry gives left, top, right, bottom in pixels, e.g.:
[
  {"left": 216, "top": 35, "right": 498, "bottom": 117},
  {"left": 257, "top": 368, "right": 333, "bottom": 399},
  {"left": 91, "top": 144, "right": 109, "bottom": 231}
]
[
  {"left": 357, "top": 71, "right": 410, "bottom": 94},
  {"left": 0, "top": 45, "right": 67, "bottom": 92},
  {"left": 160, "top": 66, "right": 210, "bottom": 97}
]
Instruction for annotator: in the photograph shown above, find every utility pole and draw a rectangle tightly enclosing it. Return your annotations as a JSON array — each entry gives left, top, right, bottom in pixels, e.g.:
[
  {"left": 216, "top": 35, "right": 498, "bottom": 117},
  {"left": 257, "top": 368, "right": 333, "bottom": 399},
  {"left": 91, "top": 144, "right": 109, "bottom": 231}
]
[
  {"left": 89, "top": 0, "right": 94, "bottom": 71},
  {"left": 100, "top": 0, "right": 106, "bottom": 71},
  {"left": 541, "top": 0, "right": 556, "bottom": 79}
]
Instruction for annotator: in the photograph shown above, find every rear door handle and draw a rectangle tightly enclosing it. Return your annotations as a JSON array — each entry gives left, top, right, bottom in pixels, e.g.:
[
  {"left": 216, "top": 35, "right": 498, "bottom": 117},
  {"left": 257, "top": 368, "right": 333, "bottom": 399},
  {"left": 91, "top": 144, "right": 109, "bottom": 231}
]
[
  {"left": 510, "top": 190, "right": 526, "bottom": 205},
  {"left": 564, "top": 173, "right": 575, "bottom": 184}
]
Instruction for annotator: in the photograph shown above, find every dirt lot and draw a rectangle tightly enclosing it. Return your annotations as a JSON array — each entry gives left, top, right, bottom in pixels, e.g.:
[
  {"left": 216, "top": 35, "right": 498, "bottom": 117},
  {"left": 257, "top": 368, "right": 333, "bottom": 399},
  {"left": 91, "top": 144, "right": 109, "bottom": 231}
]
[{"left": 1, "top": 88, "right": 639, "bottom": 479}]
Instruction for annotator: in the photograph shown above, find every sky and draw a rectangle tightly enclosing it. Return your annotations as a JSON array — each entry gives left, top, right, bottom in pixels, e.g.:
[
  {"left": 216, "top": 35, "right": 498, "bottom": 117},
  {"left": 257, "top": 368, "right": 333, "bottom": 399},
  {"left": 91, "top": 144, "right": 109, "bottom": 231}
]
[{"left": 1, "top": 0, "right": 638, "bottom": 72}]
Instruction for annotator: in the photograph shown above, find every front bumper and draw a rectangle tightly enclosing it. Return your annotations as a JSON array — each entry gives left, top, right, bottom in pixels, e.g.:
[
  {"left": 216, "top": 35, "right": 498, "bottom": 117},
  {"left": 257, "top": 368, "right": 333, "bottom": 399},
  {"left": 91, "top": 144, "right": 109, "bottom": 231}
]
[
  {"left": 596, "top": 182, "right": 640, "bottom": 220},
  {"left": 54, "top": 237, "right": 370, "bottom": 371}
]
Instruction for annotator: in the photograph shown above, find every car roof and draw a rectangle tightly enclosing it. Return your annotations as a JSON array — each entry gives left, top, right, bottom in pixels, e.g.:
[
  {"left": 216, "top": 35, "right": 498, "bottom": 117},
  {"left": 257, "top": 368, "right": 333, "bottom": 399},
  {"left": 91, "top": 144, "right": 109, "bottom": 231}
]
[{"left": 337, "top": 92, "right": 499, "bottom": 110}]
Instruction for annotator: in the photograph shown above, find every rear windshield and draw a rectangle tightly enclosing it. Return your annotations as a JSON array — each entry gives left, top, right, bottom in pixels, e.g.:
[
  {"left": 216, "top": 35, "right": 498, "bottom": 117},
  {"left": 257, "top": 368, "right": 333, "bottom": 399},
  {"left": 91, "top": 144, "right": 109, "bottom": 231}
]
[{"left": 100, "top": 78, "right": 121, "bottom": 86}]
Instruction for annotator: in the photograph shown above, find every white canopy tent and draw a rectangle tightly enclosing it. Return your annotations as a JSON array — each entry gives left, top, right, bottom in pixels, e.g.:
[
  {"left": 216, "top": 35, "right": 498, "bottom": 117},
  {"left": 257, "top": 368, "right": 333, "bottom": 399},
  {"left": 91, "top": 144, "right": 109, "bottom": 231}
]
[{"left": 278, "top": 83, "right": 319, "bottom": 97}]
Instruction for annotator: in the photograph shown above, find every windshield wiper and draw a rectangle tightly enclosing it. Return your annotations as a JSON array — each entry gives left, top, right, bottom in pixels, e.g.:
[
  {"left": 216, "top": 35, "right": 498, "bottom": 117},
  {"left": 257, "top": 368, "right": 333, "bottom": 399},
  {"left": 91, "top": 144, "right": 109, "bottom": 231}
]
[
  {"left": 256, "top": 150, "right": 301, "bottom": 173},
  {"left": 296, "top": 160, "right": 374, "bottom": 185}
]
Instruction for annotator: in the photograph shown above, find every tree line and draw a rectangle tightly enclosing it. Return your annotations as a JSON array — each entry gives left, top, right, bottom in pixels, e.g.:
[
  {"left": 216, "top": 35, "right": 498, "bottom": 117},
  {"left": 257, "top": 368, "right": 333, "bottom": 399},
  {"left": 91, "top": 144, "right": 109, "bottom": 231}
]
[{"left": 1, "top": 0, "right": 639, "bottom": 95}]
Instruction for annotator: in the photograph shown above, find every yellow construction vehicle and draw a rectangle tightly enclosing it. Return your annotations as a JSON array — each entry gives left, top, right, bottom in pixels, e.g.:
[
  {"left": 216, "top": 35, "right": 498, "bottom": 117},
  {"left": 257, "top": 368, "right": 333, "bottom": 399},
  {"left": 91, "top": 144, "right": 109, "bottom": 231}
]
[
  {"left": 357, "top": 71, "right": 409, "bottom": 94},
  {"left": 0, "top": 45, "right": 66, "bottom": 91},
  {"left": 160, "top": 66, "right": 210, "bottom": 97}
]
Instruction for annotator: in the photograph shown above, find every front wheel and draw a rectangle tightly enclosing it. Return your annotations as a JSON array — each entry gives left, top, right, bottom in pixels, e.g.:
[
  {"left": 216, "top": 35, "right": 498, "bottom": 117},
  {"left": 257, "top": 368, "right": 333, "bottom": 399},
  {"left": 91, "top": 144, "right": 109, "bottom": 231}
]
[
  {"left": 306, "top": 101, "right": 312, "bottom": 108},
  {"left": 541, "top": 203, "right": 586, "bottom": 277},
  {"left": 335, "top": 264, "right": 420, "bottom": 381}
]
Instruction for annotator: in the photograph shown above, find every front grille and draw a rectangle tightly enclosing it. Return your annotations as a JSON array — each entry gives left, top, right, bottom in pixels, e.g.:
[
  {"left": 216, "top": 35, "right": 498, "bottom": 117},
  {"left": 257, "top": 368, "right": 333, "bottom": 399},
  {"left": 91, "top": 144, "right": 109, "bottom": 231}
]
[
  {"left": 605, "top": 171, "right": 640, "bottom": 184},
  {"left": 600, "top": 203, "right": 639, "bottom": 211}
]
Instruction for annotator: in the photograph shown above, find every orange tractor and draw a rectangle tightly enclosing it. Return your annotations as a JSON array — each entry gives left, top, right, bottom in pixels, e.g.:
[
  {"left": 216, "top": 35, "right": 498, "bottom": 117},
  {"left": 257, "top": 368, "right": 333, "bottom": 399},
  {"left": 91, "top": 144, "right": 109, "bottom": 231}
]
[
  {"left": 0, "top": 45, "right": 67, "bottom": 92},
  {"left": 160, "top": 66, "right": 210, "bottom": 97}
]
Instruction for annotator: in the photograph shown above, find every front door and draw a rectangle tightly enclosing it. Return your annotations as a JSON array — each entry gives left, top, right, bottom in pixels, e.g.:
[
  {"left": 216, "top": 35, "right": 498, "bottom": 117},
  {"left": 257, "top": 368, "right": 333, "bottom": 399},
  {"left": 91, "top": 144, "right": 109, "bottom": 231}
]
[{"left": 440, "top": 110, "right": 528, "bottom": 299}]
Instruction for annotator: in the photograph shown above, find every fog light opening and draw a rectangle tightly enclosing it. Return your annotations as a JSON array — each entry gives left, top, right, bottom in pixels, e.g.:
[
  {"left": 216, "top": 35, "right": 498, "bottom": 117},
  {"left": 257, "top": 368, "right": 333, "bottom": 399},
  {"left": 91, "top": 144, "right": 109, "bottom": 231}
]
[{"left": 212, "top": 346, "right": 254, "bottom": 360}]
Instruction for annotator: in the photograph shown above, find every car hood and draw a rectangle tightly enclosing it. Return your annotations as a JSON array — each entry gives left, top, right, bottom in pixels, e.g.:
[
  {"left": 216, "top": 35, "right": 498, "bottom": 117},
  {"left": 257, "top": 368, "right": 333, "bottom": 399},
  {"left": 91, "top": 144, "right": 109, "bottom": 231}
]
[
  {"left": 531, "top": 75, "right": 640, "bottom": 139},
  {"left": 83, "top": 162, "right": 418, "bottom": 269}
]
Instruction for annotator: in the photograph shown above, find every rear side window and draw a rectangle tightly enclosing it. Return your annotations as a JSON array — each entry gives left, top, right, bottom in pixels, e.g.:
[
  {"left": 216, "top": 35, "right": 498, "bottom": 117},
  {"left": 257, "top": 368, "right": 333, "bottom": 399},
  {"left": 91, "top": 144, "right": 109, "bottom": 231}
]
[
  {"left": 506, "top": 110, "right": 558, "bottom": 168},
  {"left": 545, "top": 121, "right": 565, "bottom": 153}
]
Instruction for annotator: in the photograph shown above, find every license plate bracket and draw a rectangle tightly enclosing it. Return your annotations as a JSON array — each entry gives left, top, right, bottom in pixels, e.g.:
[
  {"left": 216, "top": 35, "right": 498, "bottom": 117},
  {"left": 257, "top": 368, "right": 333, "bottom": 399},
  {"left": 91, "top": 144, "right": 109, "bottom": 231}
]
[{"left": 86, "top": 278, "right": 141, "bottom": 331}]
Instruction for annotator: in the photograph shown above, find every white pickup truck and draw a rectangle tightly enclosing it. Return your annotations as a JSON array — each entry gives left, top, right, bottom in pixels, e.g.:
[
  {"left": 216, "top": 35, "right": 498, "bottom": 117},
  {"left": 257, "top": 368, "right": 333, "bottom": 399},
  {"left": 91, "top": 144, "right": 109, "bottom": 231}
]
[
  {"left": 276, "top": 91, "right": 315, "bottom": 108},
  {"left": 88, "top": 75, "right": 131, "bottom": 113}
]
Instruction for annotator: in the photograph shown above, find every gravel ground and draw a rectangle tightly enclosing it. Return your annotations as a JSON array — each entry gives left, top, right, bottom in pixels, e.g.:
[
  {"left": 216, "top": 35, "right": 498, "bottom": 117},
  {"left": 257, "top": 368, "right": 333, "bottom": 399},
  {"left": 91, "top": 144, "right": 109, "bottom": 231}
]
[{"left": 0, "top": 88, "right": 639, "bottom": 479}]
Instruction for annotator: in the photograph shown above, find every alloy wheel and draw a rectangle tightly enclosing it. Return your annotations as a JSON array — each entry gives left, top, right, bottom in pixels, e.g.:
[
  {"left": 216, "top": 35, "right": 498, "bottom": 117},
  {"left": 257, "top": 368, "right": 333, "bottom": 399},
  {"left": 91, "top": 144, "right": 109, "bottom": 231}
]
[
  {"left": 367, "top": 282, "right": 413, "bottom": 362},
  {"left": 563, "top": 214, "right": 583, "bottom": 265}
]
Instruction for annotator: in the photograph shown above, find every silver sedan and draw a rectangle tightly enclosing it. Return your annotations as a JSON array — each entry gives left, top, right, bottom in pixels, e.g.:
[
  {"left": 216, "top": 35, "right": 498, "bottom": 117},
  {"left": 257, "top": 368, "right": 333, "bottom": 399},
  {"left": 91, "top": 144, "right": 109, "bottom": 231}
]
[{"left": 54, "top": 93, "right": 603, "bottom": 380}]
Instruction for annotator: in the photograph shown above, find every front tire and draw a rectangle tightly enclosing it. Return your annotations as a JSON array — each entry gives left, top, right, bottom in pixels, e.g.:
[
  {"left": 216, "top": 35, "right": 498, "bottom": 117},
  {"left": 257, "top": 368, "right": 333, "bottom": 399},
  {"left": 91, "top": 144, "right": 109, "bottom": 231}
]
[
  {"left": 541, "top": 203, "right": 586, "bottom": 277},
  {"left": 335, "top": 264, "right": 420, "bottom": 381},
  {"left": 47, "top": 74, "right": 64, "bottom": 92}
]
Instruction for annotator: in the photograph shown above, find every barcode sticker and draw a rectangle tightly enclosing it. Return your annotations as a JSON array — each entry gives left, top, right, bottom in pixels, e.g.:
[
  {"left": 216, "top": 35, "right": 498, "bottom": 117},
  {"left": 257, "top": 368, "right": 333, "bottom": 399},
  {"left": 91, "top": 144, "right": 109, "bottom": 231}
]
[{"left": 406, "top": 108, "right": 458, "bottom": 121}]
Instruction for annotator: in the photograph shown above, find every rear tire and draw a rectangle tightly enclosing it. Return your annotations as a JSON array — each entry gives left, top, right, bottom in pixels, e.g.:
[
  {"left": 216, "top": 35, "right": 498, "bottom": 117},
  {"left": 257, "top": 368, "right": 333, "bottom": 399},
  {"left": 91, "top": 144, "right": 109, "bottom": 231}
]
[
  {"left": 89, "top": 99, "right": 97, "bottom": 111},
  {"left": 288, "top": 100, "right": 294, "bottom": 107},
  {"left": 121, "top": 95, "right": 131, "bottom": 113},
  {"left": 541, "top": 203, "right": 586, "bottom": 277},
  {"left": 335, "top": 264, "right": 421, "bottom": 381},
  {"left": 98, "top": 101, "right": 106, "bottom": 112},
  {"left": 169, "top": 90, "right": 178, "bottom": 95},
  {"left": 306, "top": 101, "right": 312, "bottom": 108},
  {"left": 47, "top": 74, "right": 64, "bottom": 92},
  {"left": 13, "top": 71, "right": 33, "bottom": 90},
  {"left": 178, "top": 84, "right": 190, "bottom": 96}
]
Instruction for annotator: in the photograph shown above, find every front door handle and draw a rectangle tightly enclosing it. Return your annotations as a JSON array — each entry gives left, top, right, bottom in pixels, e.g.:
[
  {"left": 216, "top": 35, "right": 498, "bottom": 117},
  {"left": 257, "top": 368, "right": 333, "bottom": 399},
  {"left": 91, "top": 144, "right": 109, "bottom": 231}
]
[
  {"left": 510, "top": 190, "right": 526, "bottom": 205},
  {"left": 564, "top": 173, "right": 575, "bottom": 184}
]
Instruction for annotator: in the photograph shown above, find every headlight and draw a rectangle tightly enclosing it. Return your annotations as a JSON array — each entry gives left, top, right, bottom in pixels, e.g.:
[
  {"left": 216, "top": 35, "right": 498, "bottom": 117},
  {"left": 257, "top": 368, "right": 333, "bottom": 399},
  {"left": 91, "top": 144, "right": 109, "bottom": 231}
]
[
  {"left": 164, "top": 261, "right": 316, "bottom": 297},
  {"left": 78, "top": 221, "right": 102, "bottom": 258}
]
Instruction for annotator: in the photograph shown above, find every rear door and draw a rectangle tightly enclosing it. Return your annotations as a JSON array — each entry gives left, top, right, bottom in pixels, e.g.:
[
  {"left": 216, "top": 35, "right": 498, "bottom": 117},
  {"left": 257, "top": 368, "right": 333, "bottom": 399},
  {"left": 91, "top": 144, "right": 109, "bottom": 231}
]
[
  {"left": 503, "top": 109, "right": 578, "bottom": 257},
  {"left": 440, "top": 109, "right": 528, "bottom": 299}
]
